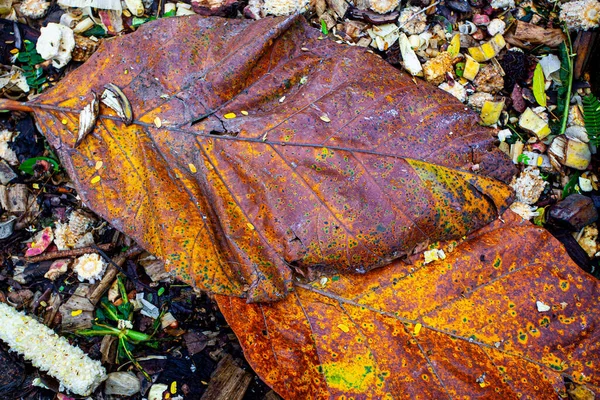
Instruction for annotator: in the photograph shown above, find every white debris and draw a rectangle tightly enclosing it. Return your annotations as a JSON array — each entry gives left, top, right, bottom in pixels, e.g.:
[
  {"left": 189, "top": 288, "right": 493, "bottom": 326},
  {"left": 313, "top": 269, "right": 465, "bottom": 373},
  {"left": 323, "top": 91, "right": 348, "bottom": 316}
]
[
  {"left": 73, "top": 253, "right": 107, "bottom": 284},
  {"left": 511, "top": 166, "right": 548, "bottom": 205},
  {"left": 0, "top": 130, "right": 18, "bottom": 165},
  {"left": 536, "top": 300, "right": 551, "bottom": 312},
  {"left": 438, "top": 81, "right": 467, "bottom": 102},
  {"left": 36, "top": 23, "right": 76, "bottom": 69},
  {"left": 487, "top": 19, "right": 506, "bottom": 36}
]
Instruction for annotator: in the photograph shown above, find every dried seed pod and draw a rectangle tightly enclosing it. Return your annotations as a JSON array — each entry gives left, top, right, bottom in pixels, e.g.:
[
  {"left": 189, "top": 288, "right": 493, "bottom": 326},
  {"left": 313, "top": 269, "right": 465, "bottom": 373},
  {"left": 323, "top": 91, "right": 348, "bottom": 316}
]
[
  {"left": 76, "top": 92, "right": 99, "bottom": 147},
  {"left": 101, "top": 84, "right": 133, "bottom": 125}
]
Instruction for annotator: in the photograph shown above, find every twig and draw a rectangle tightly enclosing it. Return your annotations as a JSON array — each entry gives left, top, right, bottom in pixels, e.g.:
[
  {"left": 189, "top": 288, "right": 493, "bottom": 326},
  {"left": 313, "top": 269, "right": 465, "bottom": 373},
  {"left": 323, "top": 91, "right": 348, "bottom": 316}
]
[{"left": 23, "top": 243, "right": 114, "bottom": 263}]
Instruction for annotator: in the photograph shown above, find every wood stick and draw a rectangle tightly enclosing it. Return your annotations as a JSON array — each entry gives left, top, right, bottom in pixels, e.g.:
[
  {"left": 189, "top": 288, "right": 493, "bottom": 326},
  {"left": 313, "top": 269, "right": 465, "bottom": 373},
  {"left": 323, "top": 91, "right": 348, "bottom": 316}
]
[
  {"left": 200, "top": 355, "right": 251, "bottom": 400},
  {"left": 24, "top": 243, "right": 114, "bottom": 263}
]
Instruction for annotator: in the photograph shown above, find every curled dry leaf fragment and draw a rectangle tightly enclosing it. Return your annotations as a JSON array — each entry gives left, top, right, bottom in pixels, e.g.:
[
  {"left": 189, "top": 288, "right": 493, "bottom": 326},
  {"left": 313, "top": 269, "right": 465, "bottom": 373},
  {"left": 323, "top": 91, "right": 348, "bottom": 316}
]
[
  {"left": 398, "top": 33, "right": 423, "bottom": 77},
  {"left": 25, "top": 226, "right": 54, "bottom": 257},
  {"left": 76, "top": 92, "right": 100, "bottom": 147},
  {"left": 101, "top": 83, "right": 133, "bottom": 125},
  {"left": 44, "top": 259, "right": 70, "bottom": 281},
  {"left": 518, "top": 107, "right": 550, "bottom": 140},
  {"left": 468, "top": 34, "right": 506, "bottom": 62}
]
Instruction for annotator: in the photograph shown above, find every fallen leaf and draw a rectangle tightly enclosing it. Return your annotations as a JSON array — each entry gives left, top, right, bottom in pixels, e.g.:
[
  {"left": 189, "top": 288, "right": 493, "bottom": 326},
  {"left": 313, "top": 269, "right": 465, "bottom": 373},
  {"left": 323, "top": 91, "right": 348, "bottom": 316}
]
[
  {"left": 8, "top": 15, "right": 515, "bottom": 301},
  {"left": 533, "top": 62, "right": 547, "bottom": 107},
  {"left": 216, "top": 211, "right": 600, "bottom": 398}
]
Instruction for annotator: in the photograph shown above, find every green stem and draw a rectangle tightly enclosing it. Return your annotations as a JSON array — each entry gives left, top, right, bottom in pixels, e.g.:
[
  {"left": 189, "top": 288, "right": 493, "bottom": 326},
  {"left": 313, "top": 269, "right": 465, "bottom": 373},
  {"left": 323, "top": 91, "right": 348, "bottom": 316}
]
[
  {"left": 559, "top": 28, "right": 574, "bottom": 136},
  {"left": 124, "top": 329, "right": 153, "bottom": 343},
  {"left": 119, "top": 337, "right": 152, "bottom": 381}
]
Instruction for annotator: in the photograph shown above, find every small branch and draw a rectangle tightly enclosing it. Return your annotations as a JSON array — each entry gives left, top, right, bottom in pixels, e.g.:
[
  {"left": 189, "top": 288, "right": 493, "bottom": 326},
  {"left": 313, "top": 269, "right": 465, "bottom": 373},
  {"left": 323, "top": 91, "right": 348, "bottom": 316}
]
[{"left": 23, "top": 243, "right": 114, "bottom": 263}]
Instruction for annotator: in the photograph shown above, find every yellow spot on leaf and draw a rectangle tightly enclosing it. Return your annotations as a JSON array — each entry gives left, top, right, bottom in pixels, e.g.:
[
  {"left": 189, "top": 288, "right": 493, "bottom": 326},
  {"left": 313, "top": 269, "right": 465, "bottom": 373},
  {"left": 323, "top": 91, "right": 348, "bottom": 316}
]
[
  {"left": 224, "top": 112, "right": 236, "bottom": 119},
  {"left": 71, "top": 309, "right": 83, "bottom": 316},
  {"left": 414, "top": 323, "right": 422, "bottom": 336},
  {"left": 338, "top": 323, "right": 350, "bottom": 333},
  {"left": 189, "top": 163, "right": 197, "bottom": 173},
  {"left": 91, "top": 176, "right": 101, "bottom": 184},
  {"left": 61, "top": 119, "right": 68, "bottom": 125},
  {"left": 241, "top": 110, "right": 249, "bottom": 116},
  {"left": 246, "top": 223, "right": 255, "bottom": 230}
]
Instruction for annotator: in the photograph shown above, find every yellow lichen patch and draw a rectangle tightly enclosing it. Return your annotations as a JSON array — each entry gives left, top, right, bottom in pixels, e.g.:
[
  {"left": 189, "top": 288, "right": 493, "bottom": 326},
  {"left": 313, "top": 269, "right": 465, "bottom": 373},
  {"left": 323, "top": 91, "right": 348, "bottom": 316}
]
[{"left": 321, "top": 355, "right": 376, "bottom": 392}]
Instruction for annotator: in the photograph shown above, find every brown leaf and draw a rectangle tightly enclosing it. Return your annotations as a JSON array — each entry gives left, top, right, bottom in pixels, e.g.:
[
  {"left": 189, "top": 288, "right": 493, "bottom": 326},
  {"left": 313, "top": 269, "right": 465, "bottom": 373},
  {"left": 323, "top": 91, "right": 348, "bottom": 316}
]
[
  {"left": 9, "top": 15, "right": 515, "bottom": 301},
  {"left": 216, "top": 210, "right": 600, "bottom": 398}
]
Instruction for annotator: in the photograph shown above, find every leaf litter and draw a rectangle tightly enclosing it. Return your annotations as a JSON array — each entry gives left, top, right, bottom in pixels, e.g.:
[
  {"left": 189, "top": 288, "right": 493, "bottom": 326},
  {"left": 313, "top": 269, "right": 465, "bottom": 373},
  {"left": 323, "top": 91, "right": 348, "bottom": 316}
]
[{"left": 0, "top": 0, "right": 599, "bottom": 398}]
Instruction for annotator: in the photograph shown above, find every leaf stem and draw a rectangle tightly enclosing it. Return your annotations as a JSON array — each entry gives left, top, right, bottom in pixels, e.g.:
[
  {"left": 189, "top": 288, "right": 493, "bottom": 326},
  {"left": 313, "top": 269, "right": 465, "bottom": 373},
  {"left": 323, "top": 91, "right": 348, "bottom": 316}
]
[
  {"left": 559, "top": 28, "right": 574, "bottom": 136},
  {"left": 0, "top": 99, "right": 34, "bottom": 112}
]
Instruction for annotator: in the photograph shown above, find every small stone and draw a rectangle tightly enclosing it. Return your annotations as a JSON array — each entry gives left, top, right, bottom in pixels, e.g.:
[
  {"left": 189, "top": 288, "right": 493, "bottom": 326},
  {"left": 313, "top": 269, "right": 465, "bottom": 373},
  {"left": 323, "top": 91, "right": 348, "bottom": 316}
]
[
  {"left": 447, "top": 0, "right": 472, "bottom": 12},
  {"left": 104, "top": 372, "right": 140, "bottom": 396},
  {"left": 548, "top": 194, "right": 598, "bottom": 231}
]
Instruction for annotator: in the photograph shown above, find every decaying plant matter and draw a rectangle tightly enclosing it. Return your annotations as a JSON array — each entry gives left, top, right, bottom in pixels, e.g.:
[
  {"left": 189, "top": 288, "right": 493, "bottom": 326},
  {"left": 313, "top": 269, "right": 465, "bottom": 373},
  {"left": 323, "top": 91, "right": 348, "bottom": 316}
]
[{"left": 0, "top": 15, "right": 515, "bottom": 302}]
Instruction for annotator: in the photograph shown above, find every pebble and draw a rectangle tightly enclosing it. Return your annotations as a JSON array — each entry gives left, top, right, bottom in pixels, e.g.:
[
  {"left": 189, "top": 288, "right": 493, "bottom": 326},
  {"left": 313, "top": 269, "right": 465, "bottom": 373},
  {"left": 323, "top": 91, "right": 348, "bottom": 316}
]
[
  {"left": 548, "top": 194, "right": 598, "bottom": 232},
  {"left": 104, "top": 372, "right": 141, "bottom": 396}
]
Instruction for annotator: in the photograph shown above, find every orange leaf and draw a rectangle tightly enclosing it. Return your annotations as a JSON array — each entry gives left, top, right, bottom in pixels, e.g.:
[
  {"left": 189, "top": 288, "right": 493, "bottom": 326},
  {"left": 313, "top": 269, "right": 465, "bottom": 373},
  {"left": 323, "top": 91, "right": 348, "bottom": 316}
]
[
  {"left": 4, "top": 15, "right": 515, "bottom": 301},
  {"left": 217, "top": 211, "right": 600, "bottom": 398}
]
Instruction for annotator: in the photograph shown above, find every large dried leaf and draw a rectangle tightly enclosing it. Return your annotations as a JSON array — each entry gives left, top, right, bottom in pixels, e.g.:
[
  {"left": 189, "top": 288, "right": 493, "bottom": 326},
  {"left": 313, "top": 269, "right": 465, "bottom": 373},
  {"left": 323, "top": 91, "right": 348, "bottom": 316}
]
[
  {"left": 217, "top": 211, "right": 600, "bottom": 398},
  {"left": 21, "top": 15, "right": 515, "bottom": 301}
]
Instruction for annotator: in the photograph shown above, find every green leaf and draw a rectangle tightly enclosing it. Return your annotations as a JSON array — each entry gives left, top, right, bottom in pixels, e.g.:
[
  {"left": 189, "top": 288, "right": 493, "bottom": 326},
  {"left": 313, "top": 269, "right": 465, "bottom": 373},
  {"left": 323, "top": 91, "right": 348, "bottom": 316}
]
[
  {"left": 320, "top": 19, "right": 328, "bottom": 35},
  {"left": 83, "top": 25, "right": 107, "bottom": 37},
  {"left": 533, "top": 62, "right": 546, "bottom": 107},
  {"left": 582, "top": 94, "right": 600, "bottom": 145},
  {"left": 455, "top": 62, "right": 465, "bottom": 78},
  {"left": 163, "top": 10, "right": 176, "bottom": 17},
  {"left": 18, "top": 156, "right": 60, "bottom": 175},
  {"left": 562, "top": 171, "right": 582, "bottom": 198}
]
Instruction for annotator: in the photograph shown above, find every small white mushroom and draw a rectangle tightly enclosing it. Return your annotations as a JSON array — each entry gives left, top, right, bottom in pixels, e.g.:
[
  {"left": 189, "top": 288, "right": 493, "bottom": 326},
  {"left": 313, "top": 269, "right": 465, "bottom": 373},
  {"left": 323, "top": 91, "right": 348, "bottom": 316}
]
[{"left": 36, "top": 23, "right": 75, "bottom": 69}]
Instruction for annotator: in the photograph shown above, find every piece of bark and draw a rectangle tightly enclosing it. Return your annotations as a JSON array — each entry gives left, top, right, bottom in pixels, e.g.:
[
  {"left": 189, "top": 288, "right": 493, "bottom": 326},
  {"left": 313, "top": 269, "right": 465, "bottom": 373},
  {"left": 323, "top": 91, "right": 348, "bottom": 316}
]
[
  {"left": 572, "top": 30, "right": 599, "bottom": 81},
  {"left": 88, "top": 254, "right": 126, "bottom": 305},
  {"left": 505, "top": 21, "right": 565, "bottom": 49},
  {"left": 191, "top": 0, "right": 243, "bottom": 16},
  {"left": 43, "top": 292, "right": 62, "bottom": 327},
  {"left": 263, "top": 390, "right": 284, "bottom": 400},
  {"left": 326, "top": 0, "right": 349, "bottom": 18},
  {"left": 100, "top": 335, "right": 118, "bottom": 364},
  {"left": 200, "top": 355, "right": 251, "bottom": 400},
  {"left": 24, "top": 243, "right": 114, "bottom": 263},
  {"left": 139, "top": 253, "right": 170, "bottom": 282},
  {"left": 59, "top": 284, "right": 94, "bottom": 332},
  {"left": 347, "top": 6, "right": 400, "bottom": 24}
]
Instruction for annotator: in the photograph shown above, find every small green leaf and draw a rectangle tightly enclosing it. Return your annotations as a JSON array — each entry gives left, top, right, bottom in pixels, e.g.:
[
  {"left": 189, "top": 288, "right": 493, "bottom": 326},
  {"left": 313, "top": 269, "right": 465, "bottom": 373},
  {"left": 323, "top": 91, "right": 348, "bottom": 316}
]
[
  {"left": 320, "top": 19, "right": 329, "bottom": 35},
  {"left": 157, "top": 287, "right": 165, "bottom": 296},
  {"left": 18, "top": 156, "right": 60, "bottom": 175},
  {"left": 533, "top": 62, "right": 547, "bottom": 107},
  {"left": 455, "top": 62, "right": 465, "bottom": 78}
]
